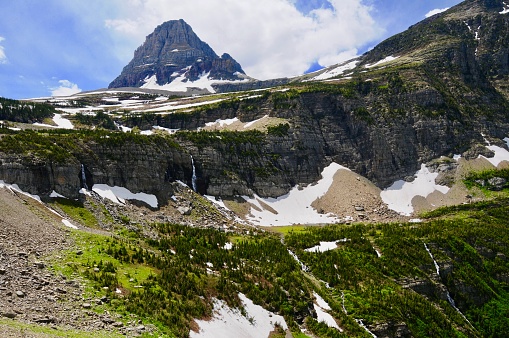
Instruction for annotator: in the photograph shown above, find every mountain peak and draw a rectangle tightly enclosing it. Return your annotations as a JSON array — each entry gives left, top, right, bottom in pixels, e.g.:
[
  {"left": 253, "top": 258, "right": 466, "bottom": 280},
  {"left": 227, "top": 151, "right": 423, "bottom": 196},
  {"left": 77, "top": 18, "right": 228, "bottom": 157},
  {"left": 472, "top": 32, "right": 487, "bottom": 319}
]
[{"left": 108, "top": 19, "right": 247, "bottom": 92}]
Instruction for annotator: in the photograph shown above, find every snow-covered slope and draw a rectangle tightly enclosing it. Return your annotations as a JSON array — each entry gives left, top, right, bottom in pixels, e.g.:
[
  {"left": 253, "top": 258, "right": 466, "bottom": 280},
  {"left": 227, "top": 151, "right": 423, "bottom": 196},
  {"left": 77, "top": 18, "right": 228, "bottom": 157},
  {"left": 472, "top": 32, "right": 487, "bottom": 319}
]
[
  {"left": 241, "top": 163, "right": 346, "bottom": 226},
  {"left": 141, "top": 71, "right": 250, "bottom": 94},
  {"left": 190, "top": 293, "right": 287, "bottom": 338}
]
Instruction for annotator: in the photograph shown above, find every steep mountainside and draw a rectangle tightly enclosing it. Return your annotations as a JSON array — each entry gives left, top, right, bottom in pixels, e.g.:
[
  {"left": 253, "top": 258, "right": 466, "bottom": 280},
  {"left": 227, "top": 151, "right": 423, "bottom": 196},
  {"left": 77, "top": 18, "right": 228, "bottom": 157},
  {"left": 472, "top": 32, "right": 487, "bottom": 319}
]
[
  {"left": 3, "top": 0, "right": 509, "bottom": 209},
  {"left": 109, "top": 19, "right": 248, "bottom": 92}
]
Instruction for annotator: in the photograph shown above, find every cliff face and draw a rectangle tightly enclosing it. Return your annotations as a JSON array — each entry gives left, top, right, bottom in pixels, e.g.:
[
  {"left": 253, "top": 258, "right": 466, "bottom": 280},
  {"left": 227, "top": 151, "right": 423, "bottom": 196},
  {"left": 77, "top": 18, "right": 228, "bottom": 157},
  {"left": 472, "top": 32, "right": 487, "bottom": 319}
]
[
  {"left": 2, "top": 0, "right": 509, "bottom": 204},
  {"left": 109, "top": 19, "right": 246, "bottom": 89}
]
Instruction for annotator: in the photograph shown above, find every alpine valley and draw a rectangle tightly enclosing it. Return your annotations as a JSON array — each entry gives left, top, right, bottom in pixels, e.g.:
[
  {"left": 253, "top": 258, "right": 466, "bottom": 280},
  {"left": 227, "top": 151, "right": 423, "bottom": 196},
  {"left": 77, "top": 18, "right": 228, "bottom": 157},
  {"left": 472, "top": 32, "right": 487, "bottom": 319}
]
[{"left": 2, "top": 0, "right": 509, "bottom": 337}]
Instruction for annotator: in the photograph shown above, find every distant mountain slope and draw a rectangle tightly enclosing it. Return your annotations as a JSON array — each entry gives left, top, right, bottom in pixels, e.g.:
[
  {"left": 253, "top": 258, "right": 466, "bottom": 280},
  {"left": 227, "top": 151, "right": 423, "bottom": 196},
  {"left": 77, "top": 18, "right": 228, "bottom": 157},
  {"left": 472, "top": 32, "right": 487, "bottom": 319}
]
[{"left": 109, "top": 19, "right": 249, "bottom": 93}]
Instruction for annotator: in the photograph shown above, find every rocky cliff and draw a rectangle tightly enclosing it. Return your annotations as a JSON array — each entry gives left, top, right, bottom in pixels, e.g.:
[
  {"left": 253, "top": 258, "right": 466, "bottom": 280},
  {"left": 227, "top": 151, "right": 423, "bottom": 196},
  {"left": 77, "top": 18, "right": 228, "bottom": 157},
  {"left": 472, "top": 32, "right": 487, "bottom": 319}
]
[
  {"left": 109, "top": 19, "right": 247, "bottom": 89},
  {"left": 2, "top": 0, "right": 509, "bottom": 205}
]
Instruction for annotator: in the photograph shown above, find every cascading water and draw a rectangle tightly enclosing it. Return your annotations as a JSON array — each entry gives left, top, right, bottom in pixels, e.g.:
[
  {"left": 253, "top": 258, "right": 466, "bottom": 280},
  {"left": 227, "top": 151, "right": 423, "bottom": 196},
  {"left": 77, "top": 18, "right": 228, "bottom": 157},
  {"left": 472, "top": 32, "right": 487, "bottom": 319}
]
[
  {"left": 356, "top": 319, "right": 377, "bottom": 338},
  {"left": 191, "top": 156, "right": 197, "bottom": 192},
  {"left": 341, "top": 291, "right": 347, "bottom": 315},
  {"left": 81, "top": 164, "right": 88, "bottom": 190},
  {"left": 287, "top": 249, "right": 309, "bottom": 272},
  {"left": 424, "top": 243, "right": 473, "bottom": 327}
]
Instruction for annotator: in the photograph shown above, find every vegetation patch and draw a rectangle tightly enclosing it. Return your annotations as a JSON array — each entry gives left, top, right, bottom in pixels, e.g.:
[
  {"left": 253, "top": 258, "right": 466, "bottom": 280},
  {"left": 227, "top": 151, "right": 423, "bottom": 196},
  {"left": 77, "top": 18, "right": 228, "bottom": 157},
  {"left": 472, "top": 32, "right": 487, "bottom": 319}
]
[
  {"left": 0, "top": 97, "right": 56, "bottom": 123},
  {"left": 50, "top": 198, "right": 100, "bottom": 228}
]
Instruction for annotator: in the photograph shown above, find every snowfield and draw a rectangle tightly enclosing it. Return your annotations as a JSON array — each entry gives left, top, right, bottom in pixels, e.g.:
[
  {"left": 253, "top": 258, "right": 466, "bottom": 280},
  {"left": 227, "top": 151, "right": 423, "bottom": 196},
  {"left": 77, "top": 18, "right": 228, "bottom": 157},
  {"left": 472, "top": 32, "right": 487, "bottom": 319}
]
[
  {"left": 91, "top": 184, "right": 158, "bottom": 208},
  {"left": 380, "top": 164, "right": 449, "bottom": 216},
  {"left": 481, "top": 137, "right": 509, "bottom": 166},
  {"left": 33, "top": 113, "right": 74, "bottom": 129},
  {"left": 242, "top": 163, "right": 347, "bottom": 226},
  {"left": 190, "top": 293, "right": 287, "bottom": 338},
  {"left": 141, "top": 72, "right": 249, "bottom": 94},
  {"left": 0, "top": 180, "right": 42, "bottom": 203},
  {"left": 365, "top": 56, "right": 399, "bottom": 68}
]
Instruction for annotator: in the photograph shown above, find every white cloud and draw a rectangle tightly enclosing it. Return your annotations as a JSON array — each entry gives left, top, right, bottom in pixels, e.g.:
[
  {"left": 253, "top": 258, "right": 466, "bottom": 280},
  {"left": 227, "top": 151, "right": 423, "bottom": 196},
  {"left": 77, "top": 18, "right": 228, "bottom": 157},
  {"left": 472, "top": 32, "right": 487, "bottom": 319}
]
[
  {"left": 0, "top": 36, "right": 7, "bottom": 64},
  {"left": 99, "top": 0, "right": 382, "bottom": 79},
  {"left": 50, "top": 80, "right": 82, "bottom": 97},
  {"left": 425, "top": 8, "right": 449, "bottom": 18}
]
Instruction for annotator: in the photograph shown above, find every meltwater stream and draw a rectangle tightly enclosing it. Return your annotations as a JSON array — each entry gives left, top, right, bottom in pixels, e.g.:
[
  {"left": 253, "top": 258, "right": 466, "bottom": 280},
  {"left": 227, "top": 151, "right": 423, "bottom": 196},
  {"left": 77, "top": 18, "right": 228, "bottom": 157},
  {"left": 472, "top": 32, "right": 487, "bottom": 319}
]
[{"left": 424, "top": 243, "right": 473, "bottom": 327}]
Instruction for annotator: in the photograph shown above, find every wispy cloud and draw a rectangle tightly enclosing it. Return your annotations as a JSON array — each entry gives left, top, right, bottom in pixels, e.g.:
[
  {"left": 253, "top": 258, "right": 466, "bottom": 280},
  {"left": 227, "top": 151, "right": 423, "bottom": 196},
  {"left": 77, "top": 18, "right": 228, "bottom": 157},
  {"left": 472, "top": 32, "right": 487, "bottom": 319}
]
[
  {"left": 425, "top": 7, "right": 449, "bottom": 18},
  {"left": 50, "top": 80, "right": 82, "bottom": 97},
  {"left": 0, "top": 37, "right": 7, "bottom": 64}
]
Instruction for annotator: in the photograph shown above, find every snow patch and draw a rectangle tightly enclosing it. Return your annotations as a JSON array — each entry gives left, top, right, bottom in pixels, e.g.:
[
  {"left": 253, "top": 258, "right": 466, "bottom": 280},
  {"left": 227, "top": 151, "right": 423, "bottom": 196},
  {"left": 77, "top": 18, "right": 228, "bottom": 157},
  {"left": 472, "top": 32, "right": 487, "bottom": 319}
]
[
  {"left": 141, "top": 72, "right": 249, "bottom": 94},
  {"left": 480, "top": 138, "right": 509, "bottom": 166},
  {"left": 305, "top": 239, "right": 349, "bottom": 253},
  {"left": 365, "top": 56, "right": 399, "bottom": 68},
  {"left": 380, "top": 164, "right": 450, "bottom": 216},
  {"left": 313, "top": 292, "right": 341, "bottom": 331},
  {"left": 244, "top": 115, "right": 268, "bottom": 129},
  {"left": 500, "top": 2, "right": 509, "bottom": 14},
  {"left": 425, "top": 8, "right": 449, "bottom": 18},
  {"left": 152, "top": 125, "right": 179, "bottom": 134},
  {"left": 92, "top": 184, "right": 158, "bottom": 208},
  {"left": 52, "top": 114, "right": 74, "bottom": 129},
  {"left": 0, "top": 180, "right": 42, "bottom": 203},
  {"left": 190, "top": 293, "right": 287, "bottom": 338},
  {"left": 205, "top": 118, "right": 239, "bottom": 128},
  {"left": 62, "top": 219, "right": 78, "bottom": 229},
  {"left": 79, "top": 188, "right": 92, "bottom": 196},
  {"left": 144, "top": 98, "right": 225, "bottom": 113},
  {"left": 33, "top": 114, "right": 74, "bottom": 129},
  {"left": 242, "top": 163, "right": 347, "bottom": 226},
  {"left": 310, "top": 60, "right": 359, "bottom": 81},
  {"left": 50, "top": 190, "right": 66, "bottom": 199}
]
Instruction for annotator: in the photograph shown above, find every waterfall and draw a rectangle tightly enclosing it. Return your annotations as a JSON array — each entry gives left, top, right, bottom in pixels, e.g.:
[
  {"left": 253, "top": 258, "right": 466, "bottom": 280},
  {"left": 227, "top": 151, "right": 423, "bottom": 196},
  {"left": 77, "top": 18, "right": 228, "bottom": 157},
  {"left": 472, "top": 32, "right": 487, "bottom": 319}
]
[
  {"left": 424, "top": 243, "right": 440, "bottom": 275},
  {"left": 191, "top": 156, "right": 197, "bottom": 192},
  {"left": 341, "top": 291, "right": 347, "bottom": 315},
  {"left": 81, "top": 164, "right": 88, "bottom": 190},
  {"left": 287, "top": 249, "right": 309, "bottom": 272},
  {"left": 424, "top": 243, "right": 473, "bottom": 327}
]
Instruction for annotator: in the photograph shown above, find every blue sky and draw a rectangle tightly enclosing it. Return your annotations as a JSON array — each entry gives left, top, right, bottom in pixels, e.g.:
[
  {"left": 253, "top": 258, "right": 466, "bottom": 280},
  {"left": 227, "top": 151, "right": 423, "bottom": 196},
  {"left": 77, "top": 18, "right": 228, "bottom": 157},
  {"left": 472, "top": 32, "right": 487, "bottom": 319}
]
[{"left": 0, "top": 0, "right": 462, "bottom": 99}]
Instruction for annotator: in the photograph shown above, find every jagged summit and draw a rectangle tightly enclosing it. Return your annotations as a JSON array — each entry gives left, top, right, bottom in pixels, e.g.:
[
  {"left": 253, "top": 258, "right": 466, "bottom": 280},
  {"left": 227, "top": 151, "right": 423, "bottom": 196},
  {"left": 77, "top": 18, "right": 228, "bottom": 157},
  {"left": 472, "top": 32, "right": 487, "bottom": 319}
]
[{"left": 108, "top": 19, "right": 248, "bottom": 93}]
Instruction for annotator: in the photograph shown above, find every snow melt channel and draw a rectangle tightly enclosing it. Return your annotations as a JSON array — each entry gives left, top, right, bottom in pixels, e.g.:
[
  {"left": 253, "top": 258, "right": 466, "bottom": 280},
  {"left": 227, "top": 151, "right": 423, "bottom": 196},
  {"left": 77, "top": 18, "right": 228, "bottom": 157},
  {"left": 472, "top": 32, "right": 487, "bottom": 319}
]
[
  {"left": 380, "top": 164, "right": 449, "bottom": 216},
  {"left": 242, "top": 163, "right": 346, "bottom": 226}
]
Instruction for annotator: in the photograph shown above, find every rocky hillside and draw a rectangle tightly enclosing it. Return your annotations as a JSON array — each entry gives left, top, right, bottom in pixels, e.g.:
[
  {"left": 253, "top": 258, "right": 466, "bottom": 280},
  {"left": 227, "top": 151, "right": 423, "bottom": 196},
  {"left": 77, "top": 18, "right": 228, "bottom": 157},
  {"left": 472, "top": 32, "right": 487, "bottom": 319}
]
[{"left": 108, "top": 19, "right": 248, "bottom": 92}]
